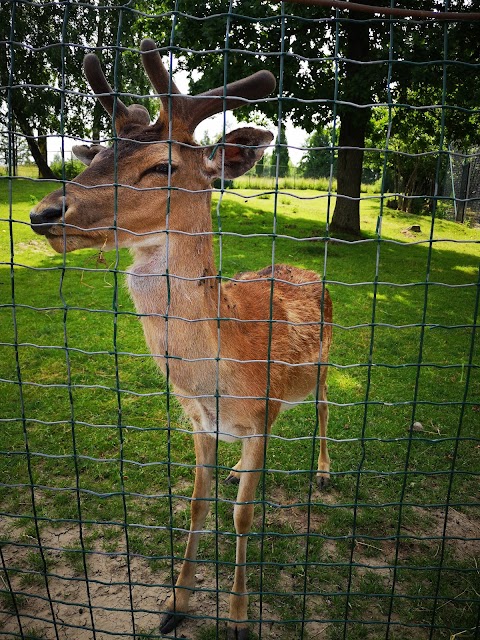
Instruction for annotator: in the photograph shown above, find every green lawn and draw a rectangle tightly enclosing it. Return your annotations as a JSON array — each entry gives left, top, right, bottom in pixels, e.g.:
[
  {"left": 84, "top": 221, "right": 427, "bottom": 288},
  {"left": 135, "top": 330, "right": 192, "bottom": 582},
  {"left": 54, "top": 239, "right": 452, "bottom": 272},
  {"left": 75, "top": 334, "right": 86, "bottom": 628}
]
[{"left": 0, "top": 176, "right": 479, "bottom": 639}]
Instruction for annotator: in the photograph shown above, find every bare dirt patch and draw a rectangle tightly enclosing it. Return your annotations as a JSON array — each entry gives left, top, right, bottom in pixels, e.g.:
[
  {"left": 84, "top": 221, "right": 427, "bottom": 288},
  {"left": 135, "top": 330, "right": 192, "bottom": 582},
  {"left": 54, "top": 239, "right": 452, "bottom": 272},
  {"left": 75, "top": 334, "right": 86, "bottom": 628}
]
[
  {"left": 1, "top": 522, "right": 167, "bottom": 639},
  {"left": 1, "top": 503, "right": 478, "bottom": 639},
  {"left": 0, "top": 518, "right": 298, "bottom": 639},
  {"left": 413, "top": 506, "right": 480, "bottom": 559}
]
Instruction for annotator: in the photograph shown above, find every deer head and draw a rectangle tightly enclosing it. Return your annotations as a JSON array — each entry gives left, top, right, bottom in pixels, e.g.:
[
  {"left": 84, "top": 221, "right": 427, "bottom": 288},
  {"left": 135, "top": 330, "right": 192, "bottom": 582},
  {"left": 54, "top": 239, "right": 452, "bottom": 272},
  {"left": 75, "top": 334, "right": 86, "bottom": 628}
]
[{"left": 30, "top": 39, "right": 275, "bottom": 253}]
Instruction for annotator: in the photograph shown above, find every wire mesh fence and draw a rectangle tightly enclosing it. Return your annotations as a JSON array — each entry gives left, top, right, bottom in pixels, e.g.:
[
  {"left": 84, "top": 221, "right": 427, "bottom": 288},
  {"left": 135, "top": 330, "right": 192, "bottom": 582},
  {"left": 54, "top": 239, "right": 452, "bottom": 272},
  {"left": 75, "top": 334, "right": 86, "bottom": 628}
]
[{"left": 1, "top": 1, "right": 479, "bottom": 639}]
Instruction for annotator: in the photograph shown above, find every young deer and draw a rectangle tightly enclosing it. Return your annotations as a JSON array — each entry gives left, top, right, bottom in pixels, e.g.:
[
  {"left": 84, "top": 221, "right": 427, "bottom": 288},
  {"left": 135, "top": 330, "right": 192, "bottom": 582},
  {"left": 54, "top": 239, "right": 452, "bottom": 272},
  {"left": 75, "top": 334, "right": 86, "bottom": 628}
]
[{"left": 30, "top": 40, "right": 333, "bottom": 639}]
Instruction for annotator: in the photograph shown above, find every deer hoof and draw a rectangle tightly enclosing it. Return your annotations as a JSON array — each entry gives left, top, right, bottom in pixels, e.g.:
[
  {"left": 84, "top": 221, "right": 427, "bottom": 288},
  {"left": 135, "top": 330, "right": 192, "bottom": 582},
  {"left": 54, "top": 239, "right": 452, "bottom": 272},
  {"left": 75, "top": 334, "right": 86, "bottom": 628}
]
[
  {"left": 224, "top": 472, "right": 240, "bottom": 485},
  {"left": 226, "top": 625, "right": 250, "bottom": 640},
  {"left": 160, "top": 611, "right": 186, "bottom": 634},
  {"left": 316, "top": 473, "right": 330, "bottom": 490}
]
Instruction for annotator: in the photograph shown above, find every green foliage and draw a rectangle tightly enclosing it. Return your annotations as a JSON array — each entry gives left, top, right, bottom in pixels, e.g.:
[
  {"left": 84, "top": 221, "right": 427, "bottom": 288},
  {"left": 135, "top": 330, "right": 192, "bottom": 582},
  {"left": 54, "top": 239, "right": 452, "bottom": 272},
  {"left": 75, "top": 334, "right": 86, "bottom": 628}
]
[
  {"left": 19, "top": 551, "right": 56, "bottom": 588},
  {"left": 255, "top": 153, "right": 264, "bottom": 177},
  {"left": 50, "top": 157, "right": 85, "bottom": 181},
  {"left": 299, "top": 127, "right": 337, "bottom": 179},
  {"left": 0, "top": 589, "right": 28, "bottom": 613}
]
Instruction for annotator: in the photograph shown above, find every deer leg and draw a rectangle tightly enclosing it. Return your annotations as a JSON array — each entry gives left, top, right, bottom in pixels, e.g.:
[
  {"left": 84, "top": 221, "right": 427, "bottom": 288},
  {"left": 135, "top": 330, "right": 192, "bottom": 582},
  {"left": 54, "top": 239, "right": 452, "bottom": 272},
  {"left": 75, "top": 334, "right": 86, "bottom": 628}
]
[
  {"left": 316, "top": 382, "right": 330, "bottom": 489},
  {"left": 227, "top": 435, "right": 266, "bottom": 640},
  {"left": 160, "top": 431, "right": 216, "bottom": 634}
]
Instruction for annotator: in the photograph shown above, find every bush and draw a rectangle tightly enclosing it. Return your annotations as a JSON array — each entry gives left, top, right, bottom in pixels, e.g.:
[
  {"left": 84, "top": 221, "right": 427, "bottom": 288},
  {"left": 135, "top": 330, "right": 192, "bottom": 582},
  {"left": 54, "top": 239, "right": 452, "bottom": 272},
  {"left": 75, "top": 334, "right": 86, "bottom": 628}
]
[
  {"left": 213, "top": 178, "right": 233, "bottom": 189},
  {"left": 50, "top": 158, "right": 84, "bottom": 180},
  {"left": 386, "top": 198, "right": 398, "bottom": 210}
]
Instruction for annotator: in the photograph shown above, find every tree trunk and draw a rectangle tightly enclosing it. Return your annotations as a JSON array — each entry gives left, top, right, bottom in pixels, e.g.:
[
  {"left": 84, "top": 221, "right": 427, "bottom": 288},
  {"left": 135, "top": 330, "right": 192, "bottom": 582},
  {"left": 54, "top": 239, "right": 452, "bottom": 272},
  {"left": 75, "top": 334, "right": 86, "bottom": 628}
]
[
  {"left": 92, "top": 103, "right": 103, "bottom": 145},
  {"left": 37, "top": 133, "right": 48, "bottom": 169},
  {"left": 399, "top": 162, "right": 418, "bottom": 212},
  {"left": 331, "top": 115, "right": 367, "bottom": 236},
  {"left": 13, "top": 108, "right": 56, "bottom": 179},
  {"left": 8, "top": 128, "right": 17, "bottom": 176},
  {"left": 330, "top": 6, "right": 373, "bottom": 237}
]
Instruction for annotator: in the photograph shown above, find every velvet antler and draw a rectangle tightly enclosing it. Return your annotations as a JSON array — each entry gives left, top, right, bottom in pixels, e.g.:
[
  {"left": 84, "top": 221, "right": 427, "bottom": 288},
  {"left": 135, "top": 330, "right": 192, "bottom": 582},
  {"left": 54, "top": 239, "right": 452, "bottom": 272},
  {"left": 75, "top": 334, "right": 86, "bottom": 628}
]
[
  {"left": 139, "top": 39, "right": 276, "bottom": 133},
  {"left": 84, "top": 40, "right": 276, "bottom": 135},
  {"left": 83, "top": 53, "right": 151, "bottom": 132}
]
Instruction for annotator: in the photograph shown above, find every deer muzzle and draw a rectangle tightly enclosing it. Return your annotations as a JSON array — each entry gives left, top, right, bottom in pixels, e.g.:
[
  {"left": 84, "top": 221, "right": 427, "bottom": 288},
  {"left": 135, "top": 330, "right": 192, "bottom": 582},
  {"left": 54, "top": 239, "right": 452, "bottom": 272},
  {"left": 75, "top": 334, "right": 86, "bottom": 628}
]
[{"left": 30, "top": 196, "right": 67, "bottom": 236}]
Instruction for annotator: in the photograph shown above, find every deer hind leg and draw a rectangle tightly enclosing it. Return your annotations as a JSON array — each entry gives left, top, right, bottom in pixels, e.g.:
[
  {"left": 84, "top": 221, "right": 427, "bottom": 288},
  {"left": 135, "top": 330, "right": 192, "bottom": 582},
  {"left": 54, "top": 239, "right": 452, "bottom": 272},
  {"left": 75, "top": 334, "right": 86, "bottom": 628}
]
[
  {"left": 227, "top": 435, "right": 266, "bottom": 640},
  {"left": 160, "top": 430, "right": 216, "bottom": 634},
  {"left": 316, "top": 381, "right": 330, "bottom": 489},
  {"left": 225, "top": 458, "right": 242, "bottom": 484}
]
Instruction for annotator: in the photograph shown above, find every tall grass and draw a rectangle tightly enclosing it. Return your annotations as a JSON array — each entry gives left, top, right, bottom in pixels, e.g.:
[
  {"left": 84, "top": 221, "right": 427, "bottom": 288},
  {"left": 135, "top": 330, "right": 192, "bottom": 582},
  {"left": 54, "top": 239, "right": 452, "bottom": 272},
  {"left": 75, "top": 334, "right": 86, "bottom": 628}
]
[{"left": 232, "top": 172, "right": 382, "bottom": 193}]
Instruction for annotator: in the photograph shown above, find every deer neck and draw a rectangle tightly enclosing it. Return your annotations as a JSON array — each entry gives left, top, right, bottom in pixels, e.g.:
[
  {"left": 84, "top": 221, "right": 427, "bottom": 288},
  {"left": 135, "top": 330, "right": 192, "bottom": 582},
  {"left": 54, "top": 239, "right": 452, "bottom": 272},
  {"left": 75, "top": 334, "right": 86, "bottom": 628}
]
[
  {"left": 126, "top": 204, "right": 220, "bottom": 375},
  {"left": 128, "top": 232, "right": 218, "bottom": 315}
]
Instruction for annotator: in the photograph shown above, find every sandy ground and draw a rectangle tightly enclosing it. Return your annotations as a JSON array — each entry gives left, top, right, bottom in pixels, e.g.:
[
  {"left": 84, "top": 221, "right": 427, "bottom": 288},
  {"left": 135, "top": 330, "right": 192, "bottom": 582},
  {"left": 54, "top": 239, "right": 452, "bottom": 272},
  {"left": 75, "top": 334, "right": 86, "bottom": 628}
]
[{"left": 0, "top": 498, "right": 478, "bottom": 639}]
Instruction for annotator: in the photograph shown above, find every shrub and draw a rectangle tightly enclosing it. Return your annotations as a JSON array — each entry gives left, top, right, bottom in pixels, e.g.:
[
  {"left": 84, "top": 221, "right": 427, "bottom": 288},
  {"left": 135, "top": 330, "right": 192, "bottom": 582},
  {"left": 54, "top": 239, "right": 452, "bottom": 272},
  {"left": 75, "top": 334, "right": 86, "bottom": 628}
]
[
  {"left": 213, "top": 178, "right": 233, "bottom": 189},
  {"left": 50, "top": 158, "right": 84, "bottom": 180}
]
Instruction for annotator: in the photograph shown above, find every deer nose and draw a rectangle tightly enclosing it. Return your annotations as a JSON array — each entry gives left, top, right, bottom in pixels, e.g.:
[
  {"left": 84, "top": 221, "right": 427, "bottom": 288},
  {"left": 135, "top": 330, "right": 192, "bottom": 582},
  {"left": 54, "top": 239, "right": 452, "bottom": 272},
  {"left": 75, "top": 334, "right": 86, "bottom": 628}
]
[{"left": 30, "top": 198, "right": 67, "bottom": 235}]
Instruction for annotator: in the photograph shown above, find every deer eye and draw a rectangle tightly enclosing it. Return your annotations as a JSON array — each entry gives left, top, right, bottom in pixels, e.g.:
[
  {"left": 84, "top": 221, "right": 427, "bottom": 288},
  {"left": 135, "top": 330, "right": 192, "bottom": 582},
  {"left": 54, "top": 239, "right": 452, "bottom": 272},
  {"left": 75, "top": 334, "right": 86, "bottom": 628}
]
[{"left": 150, "top": 163, "right": 175, "bottom": 175}]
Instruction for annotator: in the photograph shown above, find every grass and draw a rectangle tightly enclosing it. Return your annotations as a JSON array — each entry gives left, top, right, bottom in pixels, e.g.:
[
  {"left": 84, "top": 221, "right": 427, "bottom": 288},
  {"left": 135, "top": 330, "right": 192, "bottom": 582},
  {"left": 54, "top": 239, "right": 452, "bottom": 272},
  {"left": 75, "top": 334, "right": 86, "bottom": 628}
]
[
  {"left": 0, "top": 589, "right": 29, "bottom": 614},
  {"left": 19, "top": 550, "right": 56, "bottom": 588},
  {"left": 0, "top": 175, "right": 479, "bottom": 639}
]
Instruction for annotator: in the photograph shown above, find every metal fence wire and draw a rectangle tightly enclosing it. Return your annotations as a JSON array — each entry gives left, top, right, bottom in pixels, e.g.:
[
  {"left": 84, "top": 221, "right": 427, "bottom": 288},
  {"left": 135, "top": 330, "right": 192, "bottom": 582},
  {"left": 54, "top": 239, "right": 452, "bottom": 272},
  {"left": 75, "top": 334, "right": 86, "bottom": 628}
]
[{"left": 1, "top": 1, "right": 479, "bottom": 639}]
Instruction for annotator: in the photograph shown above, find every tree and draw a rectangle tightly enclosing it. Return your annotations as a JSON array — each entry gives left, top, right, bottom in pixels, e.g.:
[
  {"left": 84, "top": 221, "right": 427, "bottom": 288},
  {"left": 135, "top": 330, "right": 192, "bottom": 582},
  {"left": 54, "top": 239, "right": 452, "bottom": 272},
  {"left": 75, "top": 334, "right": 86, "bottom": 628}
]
[
  {"left": 389, "top": 16, "right": 480, "bottom": 211},
  {"left": 300, "top": 127, "right": 337, "bottom": 179},
  {"left": 0, "top": 1, "right": 162, "bottom": 177},
  {"left": 329, "top": 7, "right": 373, "bottom": 236},
  {"left": 270, "top": 128, "right": 290, "bottom": 178}
]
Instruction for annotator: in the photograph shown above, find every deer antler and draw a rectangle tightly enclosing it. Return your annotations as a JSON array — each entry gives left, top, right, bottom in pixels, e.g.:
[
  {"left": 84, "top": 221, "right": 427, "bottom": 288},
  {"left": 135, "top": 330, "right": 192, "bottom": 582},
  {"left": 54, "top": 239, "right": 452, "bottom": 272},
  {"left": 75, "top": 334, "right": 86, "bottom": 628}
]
[
  {"left": 83, "top": 53, "right": 151, "bottom": 133},
  {"left": 140, "top": 39, "right": 182, "bottom": 98},
  {"left": 84, "top": 40, "right": 276, "bottom": 135},
  {"left": 187, "top": 70, "right": 277, "bottom": 131},
  {"left": 140, "top": 39, "right": 276, "bottom": 133}
]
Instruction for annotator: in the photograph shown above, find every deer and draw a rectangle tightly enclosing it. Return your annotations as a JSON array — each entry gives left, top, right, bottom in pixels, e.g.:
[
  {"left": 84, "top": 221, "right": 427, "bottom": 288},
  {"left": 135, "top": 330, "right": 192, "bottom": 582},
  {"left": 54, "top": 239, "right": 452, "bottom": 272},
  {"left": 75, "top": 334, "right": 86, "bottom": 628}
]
[{"left": 29, "top": 39, "right": 333, "bottom": 640}]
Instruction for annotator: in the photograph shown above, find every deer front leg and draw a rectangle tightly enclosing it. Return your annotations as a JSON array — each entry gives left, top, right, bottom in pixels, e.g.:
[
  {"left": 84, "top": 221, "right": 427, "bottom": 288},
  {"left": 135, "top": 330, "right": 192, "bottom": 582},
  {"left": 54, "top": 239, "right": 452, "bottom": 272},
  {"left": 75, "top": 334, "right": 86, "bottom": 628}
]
[
  {"left": 160, "top": 431, "right": 216, "bottom": 634},
  {"left": 228, "top": 436, "right": 266, "bottom": 640},
  {"left": 316, "top": 382, "right": 330, "bottom": 489}
]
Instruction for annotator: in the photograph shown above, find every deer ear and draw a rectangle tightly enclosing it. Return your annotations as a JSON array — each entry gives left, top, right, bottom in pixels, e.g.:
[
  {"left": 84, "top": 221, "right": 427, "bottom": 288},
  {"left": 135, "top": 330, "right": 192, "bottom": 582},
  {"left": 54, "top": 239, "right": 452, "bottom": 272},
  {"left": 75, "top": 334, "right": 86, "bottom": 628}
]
[
  {"left": 207, "top": 128, "right": 273, "bottom": 179},
  {"left": 72, "top": 144, "right": 106, "bottom": 166}
]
